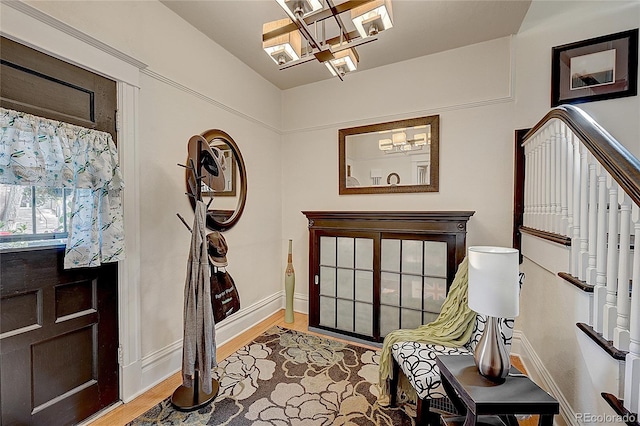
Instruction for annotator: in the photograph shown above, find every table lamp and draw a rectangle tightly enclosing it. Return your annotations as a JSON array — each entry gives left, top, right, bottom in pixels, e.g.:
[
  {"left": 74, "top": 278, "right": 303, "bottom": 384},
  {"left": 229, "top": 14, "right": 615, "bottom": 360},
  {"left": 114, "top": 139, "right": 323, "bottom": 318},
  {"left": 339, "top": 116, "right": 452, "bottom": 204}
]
[{"left": 468, "top": 246, "right": 520, "bottom": 382}]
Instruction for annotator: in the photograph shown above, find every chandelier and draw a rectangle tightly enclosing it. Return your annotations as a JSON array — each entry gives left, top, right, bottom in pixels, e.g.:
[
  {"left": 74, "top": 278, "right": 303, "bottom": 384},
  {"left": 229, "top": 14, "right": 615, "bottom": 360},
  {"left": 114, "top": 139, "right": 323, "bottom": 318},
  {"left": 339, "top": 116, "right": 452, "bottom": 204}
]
[
  {"left": 379, "top": 131, "right": 429, "bottom": 154},
  {"left": 262, "top": 0, "right": 393, "bottom": 80}
]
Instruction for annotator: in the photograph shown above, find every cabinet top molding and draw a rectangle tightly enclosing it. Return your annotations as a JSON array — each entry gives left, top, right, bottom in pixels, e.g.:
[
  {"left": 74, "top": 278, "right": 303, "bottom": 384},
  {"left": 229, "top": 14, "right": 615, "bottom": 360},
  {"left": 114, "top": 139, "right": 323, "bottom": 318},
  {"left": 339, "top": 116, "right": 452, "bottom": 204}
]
[{"left": 302, "top": 211, "right": 475, "bottom": 232}]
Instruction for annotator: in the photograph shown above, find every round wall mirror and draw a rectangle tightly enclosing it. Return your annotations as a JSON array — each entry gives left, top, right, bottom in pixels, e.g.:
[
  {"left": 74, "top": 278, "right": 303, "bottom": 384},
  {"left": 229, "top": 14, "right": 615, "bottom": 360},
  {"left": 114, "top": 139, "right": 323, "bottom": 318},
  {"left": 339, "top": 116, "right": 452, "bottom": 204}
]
[{"left": 185, "top": 129, "right": 247, "bottom": 231}]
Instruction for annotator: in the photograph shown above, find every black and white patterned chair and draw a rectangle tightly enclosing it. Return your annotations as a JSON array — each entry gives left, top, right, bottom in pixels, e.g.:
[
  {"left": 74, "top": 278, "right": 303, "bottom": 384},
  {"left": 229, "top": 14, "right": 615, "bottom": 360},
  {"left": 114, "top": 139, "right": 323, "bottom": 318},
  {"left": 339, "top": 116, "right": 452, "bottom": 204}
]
[{"left": 389, "top": 315, "right": 514, "bottom": 426}]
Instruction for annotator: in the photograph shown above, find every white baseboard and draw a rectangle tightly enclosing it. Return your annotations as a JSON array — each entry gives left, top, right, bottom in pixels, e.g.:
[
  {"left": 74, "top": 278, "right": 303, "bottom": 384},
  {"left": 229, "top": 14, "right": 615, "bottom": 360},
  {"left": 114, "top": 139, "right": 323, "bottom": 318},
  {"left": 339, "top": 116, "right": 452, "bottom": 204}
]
[
  {"left": 512, "top": 330, "right": 576, "bottom": 426},
  {"left": 134, "top": 291, "right": 286, "bottom": 400}
]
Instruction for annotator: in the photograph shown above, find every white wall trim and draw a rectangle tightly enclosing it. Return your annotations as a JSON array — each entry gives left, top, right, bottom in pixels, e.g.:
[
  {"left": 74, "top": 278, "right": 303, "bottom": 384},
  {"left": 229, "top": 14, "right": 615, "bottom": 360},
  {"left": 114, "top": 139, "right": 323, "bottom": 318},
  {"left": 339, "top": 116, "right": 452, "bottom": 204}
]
[
  {"left": 513, "top": 330, "right": 578, "bottom": 426},
  {"left": 133, "top": 291, "right": 284, "bottom": 399},
  {"left": 140, "top": 68, "right": 281, "bottom": 134},
  {"left": 281, "top": 95, "right": 515, "bottom": 135},
  {"left": 2, "top": 0, "right": 147, "bottom": 71}
]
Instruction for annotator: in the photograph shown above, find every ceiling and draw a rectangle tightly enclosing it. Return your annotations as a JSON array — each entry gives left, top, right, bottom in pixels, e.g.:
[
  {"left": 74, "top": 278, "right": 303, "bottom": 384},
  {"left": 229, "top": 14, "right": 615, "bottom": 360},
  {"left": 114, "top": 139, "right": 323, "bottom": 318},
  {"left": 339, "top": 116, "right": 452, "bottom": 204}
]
[{"left": 161, "top": 0, "right": 532, "bottom": 90}]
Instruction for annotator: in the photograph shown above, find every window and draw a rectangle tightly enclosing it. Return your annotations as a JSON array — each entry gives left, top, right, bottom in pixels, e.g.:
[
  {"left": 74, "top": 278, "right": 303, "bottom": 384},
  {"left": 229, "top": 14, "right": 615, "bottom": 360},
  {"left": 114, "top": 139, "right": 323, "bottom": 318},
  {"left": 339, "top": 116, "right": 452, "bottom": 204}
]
[{"left": 0, "top": 184, "right": 73, "bottom": 243}]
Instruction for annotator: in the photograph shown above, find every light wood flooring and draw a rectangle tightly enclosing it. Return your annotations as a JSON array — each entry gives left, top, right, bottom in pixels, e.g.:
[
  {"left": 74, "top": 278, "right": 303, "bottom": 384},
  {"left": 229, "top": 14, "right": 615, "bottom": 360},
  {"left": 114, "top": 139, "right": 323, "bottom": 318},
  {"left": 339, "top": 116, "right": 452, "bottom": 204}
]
[{"left": 87, "top": 310, "right": 535, "bottom": 426}]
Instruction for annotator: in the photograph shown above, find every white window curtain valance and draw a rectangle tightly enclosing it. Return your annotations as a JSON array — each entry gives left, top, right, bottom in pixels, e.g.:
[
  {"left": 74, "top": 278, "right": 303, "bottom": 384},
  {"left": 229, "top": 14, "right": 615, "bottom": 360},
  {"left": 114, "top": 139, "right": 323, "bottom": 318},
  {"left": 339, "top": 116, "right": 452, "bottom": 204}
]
[{"left": 0, "top": 107, "right": 125, "bottom": 269}]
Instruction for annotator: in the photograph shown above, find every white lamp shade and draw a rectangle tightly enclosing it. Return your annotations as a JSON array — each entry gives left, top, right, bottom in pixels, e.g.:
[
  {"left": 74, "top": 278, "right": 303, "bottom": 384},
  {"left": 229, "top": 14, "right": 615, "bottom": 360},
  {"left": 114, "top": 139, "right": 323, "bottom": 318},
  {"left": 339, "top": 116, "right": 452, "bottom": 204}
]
[
  {"left": 263, "top": 19, "right": 302, "bottom": 65},
  {"left": 325, "top": 47, "right": 358, "bottom": 76},
  {"left": 468, "top": 246, "right": 520, "bottom": 318},
  {"left": 351, "top": 0, "right": 393, "bottom": 38}
]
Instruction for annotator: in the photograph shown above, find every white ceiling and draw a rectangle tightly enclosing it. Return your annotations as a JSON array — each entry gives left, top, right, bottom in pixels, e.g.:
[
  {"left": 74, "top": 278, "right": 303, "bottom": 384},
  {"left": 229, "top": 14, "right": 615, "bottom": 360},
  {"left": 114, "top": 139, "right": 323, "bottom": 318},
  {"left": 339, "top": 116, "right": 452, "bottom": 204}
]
[{"left": 161, "top": 0, "right": 532, "bottom": 90}]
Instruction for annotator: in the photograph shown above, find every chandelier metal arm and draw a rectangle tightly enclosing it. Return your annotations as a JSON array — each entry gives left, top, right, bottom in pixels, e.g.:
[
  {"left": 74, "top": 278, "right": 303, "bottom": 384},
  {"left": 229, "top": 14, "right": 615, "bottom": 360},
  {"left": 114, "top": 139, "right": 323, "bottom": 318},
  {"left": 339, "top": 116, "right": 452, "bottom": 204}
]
[
  {"left": 279, "top": 35, "right": 376, "bottom": 70},
  {"left": 262, "top": 0, "right": 376, "bottom": 42}
]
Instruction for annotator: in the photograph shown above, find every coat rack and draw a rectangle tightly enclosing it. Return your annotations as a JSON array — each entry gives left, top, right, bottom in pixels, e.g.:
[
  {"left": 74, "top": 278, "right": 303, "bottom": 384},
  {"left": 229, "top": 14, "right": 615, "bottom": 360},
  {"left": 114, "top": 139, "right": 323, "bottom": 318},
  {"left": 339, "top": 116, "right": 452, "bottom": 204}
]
[{"left": 172, "top": 134, "right": 220, "bottom": 411}]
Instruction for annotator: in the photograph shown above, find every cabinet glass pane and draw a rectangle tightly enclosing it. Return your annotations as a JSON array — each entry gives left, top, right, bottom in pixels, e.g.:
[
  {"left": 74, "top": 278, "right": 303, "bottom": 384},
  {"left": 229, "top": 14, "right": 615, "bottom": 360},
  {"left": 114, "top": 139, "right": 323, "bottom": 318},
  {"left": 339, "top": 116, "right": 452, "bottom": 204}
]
[
  {"left": 319, "top": 296, "right": 335, "bottom": 328},
  {"left": 401, "top": 274, "right": 423, "bottom": 310},
  {"left": 402, "top": 308, "right": 423, "bottom": 329},
  {"left": 354, "top": 302, "right": 373, "bottom": 336},
  {"left": 424, "top": 240, "right": 447, "bottom": 277},
  {"left": 336, "top": 299, "right": 353, "bottom": 331},
  {"left": 337, "top": 269, "right": 354, "bottom": 299},
  {"left": 424, "top": 277, "right": 447, "bottom": 313},
  {"left": 381, "top": 239, "right": 400, "bottom": 272},
  {"left": 423, "top": 311, "right": 438, "bottom": 325},
  {"left": 401, "top": 240, "right": 423, "bottom": 275},
  {"left": 337, "top": 237, "right": 354, "bottom": 268},
  {"left": 355, "top": 238, "right": 373, "bottom": 270},
  {"left": 381, "top": 272, "right": 399, "bottom": 305},
  {"left": 355, "top": 270, "right": 373, "bottom": 303},
  {"left": 380, "top": 305, "right": 399, "bottom": 337},
  {"left": 320, "top": 266, "right": 336, "bottom": 296},
  {"left": 320, "top": 236, "right": 336, "bottom": 266}
]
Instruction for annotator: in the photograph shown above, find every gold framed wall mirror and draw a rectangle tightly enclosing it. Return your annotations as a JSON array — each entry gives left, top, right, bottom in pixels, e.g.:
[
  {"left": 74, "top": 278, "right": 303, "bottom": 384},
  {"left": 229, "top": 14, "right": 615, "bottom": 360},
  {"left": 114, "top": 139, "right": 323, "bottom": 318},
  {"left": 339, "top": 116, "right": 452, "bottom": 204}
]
[
  {"left": 339, "top": 115, "right": 439, "bottom": 195},
  {"left": 185, "top": 129, "right": 247, "bottom": 231}
]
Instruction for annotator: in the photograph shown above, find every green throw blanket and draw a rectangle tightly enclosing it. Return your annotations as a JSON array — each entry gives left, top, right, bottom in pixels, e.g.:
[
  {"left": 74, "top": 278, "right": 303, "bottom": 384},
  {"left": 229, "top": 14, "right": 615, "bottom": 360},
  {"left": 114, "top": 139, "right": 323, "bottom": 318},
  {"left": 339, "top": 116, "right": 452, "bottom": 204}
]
[{"left": 378, "top": 256, "right": 476, "bottom": 403}]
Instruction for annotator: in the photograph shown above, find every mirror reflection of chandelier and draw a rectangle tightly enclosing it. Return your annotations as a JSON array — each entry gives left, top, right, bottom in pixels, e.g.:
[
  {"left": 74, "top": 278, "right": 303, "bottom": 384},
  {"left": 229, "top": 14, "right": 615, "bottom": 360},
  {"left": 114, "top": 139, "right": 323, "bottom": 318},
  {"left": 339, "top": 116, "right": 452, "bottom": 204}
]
[
  {"left": 379, "top": 132, "right": 428, "bottom": 154},
  {"left": 262, "top": 0, "right": 393, "bottom": 80}
]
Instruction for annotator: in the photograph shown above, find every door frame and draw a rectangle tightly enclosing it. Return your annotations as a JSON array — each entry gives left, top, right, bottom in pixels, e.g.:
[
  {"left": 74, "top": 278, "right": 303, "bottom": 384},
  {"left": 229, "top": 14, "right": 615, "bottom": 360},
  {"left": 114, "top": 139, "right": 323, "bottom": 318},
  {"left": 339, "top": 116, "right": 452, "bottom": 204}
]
[{"left": 1, "top": 1, "right": 147, "bottom": 402}]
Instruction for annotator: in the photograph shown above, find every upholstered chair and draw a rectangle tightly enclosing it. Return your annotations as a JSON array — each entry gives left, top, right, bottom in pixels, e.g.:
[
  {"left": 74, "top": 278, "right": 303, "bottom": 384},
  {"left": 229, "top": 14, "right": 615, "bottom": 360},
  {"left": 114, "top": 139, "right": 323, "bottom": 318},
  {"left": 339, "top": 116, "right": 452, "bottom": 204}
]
[{"left": 389, "top": 315, "right": 515, "bottom": 425}]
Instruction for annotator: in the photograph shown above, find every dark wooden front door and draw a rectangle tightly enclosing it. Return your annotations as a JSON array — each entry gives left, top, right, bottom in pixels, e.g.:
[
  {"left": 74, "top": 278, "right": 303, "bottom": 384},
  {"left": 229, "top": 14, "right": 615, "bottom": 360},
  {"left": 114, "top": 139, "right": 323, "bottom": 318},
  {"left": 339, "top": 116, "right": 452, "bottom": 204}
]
[
  {"left": 0, "top": 37, "right": 120, "bottom": 425},
  {"left": 1, "top": 248, "right": 119, "bottom": 425}
]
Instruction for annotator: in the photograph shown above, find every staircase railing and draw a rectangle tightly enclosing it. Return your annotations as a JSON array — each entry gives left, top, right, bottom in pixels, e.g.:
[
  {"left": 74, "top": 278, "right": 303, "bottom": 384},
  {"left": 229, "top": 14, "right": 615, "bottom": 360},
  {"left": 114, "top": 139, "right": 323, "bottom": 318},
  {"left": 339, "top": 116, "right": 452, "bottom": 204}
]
[{"left": 519, "top": 105, "right": 640, "bottom": 417}]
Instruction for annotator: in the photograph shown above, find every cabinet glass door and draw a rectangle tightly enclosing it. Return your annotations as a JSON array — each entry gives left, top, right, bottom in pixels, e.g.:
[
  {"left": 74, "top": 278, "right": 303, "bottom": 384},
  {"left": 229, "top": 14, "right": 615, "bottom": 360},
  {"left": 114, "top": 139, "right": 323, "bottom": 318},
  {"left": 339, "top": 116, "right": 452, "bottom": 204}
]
[
  {"left": 319, "top": 236, "right": 374, "bottom": 338},
  {"left": 380, "top": 238, "right": 448, "bottom": 337}
]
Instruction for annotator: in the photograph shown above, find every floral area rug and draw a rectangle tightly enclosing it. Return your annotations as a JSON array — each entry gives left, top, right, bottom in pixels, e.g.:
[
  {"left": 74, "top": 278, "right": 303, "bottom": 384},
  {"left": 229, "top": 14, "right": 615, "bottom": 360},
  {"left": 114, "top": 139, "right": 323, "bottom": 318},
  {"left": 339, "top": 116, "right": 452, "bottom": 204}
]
[{"left": 128, "top": 326, "right": 418, "bottom": 425}]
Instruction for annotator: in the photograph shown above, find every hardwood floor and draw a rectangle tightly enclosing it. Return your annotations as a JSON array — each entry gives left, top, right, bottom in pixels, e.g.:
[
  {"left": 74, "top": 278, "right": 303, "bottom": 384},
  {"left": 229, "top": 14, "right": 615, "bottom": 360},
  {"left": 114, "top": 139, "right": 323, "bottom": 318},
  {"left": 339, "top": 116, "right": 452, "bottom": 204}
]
[{"left": 86, "top": 310, "right": 536, "bottom": 426}]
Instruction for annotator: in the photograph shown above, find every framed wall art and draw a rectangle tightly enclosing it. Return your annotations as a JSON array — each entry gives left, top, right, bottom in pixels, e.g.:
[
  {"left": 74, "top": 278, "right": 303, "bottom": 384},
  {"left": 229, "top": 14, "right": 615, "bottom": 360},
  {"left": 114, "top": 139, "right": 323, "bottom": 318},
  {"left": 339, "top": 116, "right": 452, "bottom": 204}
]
[{"left": 551, "top": 28, "right": 638, "bottom": 107}]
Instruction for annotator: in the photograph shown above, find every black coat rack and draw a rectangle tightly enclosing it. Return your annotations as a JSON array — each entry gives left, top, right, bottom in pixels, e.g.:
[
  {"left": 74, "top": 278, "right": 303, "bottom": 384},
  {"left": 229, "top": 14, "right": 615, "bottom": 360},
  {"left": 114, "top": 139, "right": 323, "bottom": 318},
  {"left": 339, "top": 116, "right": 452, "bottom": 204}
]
[{"left": 172, "top": 135, "right": 219, "bottom": 411}]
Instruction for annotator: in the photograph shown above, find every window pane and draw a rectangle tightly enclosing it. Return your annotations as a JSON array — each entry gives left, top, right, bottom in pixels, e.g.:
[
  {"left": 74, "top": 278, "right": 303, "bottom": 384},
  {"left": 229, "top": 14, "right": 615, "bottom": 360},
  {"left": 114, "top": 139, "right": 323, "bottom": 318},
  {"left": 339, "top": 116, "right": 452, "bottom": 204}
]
[
  {"left": 0, "top": 185, "right": 33, "bottom": 235},
  {"left": 320, "top": 266, "right": 336, "bottom": 296},
  {"left": 320, "top": 236, "right": 336, "bottom": 266},
  {"left": 355, "top": 238, "right": 373, "bottom": 270},
  {"left": 401, "top": 240, "right": 422, "bottom": 274},
  {"left": 319, "top": 296, "right": 336, "bottom": 328},
  {"left": 380, "top": 305, "right": 399, "bottom": 337},
  {"left": 336, "top": 299, "right": 353, "bottom": 332},
  {"left": 424, "top": 240, "right": 447, "bottom": 277},
  {"left": 34, "top": 187, "right": 66, "bottom": 234},
  {"left": 401, "top": 274, "right": 423, "bottom": 310},
  {"left": 336, "top": 269, "right": 354, "bottom": 299},
  {"left": 381, "top": 272, "right": 399, "bottom": 305},
  {"left": 424, "top": 277, "right": 447, "bottom": 313},
  {"left": 381, "top": 239, "right": 400, "bottom": 272},
  {"left": 354, "top": 302, "right": 373, "bottom": 336},
  {"left": 355, "top": 270, "right": 373, "bottom": 303},
  {"left": 337, "top": 237, "right": 354, "bottom": 268},
  {"left": 401, "top": 308, "right": 422, "bottom": 329}
]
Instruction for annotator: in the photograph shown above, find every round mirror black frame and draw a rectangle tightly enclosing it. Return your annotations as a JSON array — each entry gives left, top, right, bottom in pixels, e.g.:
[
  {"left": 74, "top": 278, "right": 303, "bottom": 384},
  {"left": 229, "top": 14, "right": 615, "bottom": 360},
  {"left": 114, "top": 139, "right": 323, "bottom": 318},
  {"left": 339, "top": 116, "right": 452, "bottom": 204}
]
[{"left": 185, "top": 129, "right": 247, "bottom": 232}]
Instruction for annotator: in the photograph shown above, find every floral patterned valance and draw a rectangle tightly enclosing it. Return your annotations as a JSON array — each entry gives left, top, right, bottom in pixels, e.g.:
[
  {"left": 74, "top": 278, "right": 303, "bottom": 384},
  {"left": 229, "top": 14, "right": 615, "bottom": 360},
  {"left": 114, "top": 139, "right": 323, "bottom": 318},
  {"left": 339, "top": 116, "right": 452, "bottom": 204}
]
[{"left": 0, "top": 107, "right": 125, "bottom": 268}]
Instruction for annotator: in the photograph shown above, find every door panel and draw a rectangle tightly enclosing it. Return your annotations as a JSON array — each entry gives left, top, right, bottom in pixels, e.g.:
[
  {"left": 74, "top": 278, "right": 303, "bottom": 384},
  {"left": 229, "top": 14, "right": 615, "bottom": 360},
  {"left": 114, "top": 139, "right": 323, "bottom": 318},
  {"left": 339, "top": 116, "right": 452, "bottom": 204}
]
[
  {"left": 1, "top": 247, "right": 118, "bottom": 426},
  {"left": 0, "top": 36, "right": 119, "bottom": 425}
]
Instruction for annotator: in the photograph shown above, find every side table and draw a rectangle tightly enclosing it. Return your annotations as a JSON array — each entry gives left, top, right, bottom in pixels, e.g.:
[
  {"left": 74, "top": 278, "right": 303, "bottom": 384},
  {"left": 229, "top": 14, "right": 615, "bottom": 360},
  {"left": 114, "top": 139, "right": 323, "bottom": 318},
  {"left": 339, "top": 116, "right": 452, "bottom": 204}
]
[{"left": 435, "top": 355, "right": 559, "bottom": 426}]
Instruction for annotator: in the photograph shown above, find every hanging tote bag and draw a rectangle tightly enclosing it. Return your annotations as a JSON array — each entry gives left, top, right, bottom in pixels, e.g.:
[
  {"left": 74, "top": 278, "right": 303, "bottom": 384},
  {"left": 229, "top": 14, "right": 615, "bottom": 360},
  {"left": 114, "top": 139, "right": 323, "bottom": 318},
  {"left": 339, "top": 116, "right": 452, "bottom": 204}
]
[{"left": 210, "top": 269, "right": 241, "bottom": 322}]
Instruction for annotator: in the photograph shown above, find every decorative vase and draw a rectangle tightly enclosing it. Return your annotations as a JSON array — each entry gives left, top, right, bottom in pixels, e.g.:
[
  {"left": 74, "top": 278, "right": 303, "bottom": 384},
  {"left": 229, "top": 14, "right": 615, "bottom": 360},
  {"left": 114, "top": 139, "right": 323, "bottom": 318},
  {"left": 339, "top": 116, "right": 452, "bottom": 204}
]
[{"left": 284, "top": 239, "right": 295, "bottom": 323}]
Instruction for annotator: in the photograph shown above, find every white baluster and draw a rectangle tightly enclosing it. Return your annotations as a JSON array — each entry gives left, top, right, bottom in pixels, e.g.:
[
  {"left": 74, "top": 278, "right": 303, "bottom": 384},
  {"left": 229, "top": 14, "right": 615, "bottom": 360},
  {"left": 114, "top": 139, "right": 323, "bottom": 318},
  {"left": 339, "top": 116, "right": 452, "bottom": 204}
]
[
  {"left": 614, "top": 191, "right": 632, "bottom": 351},
  {"left": 536, "top": 137, "right": 544, "bottom": 230},
  {"left": 550, "top": 125, "right": 558, "bottom": 234},
  {"left": 566, "top": 128, "right": 575, "bottom": 273},
  {"left": 586, "top": 155, "right": 598, "bottom": 285},
  {"left": 571, "top": 133, "right": 581, "bottom": 277},
  {"left": 624, "top": 203, "right": 640, "bottom": 413},
  {"left": 579, "top": 144, "right": 589, "bottom": 281},
  {"left": 543, "top": 128, "right": 553, "bottom": 232},
  {"left": 603, "top": 175, "right": 619, "bottom": 341},
  {"left": 554, "top": 123, "right": 563, "bottom": 233},
  {"left": 593, "top": 163, "right": 608, "bottom": 334},
  {"left": 559, "top": 124, "right": 569, "bottom": 235}
]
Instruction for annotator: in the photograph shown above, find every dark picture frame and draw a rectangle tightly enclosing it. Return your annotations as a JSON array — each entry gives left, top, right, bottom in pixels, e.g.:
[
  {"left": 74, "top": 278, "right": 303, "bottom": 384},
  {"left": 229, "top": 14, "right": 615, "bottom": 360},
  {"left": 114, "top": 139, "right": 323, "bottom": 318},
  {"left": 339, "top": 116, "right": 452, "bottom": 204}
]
[{"left": 551, "top": 29, "right": 638, "bottom": 107}]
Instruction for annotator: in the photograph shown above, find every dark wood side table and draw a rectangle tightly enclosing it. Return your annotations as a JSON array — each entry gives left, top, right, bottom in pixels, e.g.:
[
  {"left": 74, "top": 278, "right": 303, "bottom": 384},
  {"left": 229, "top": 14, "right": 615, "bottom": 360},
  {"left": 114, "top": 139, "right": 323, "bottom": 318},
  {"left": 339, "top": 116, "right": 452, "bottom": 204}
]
[{"left": 435, "top": 355, "right": 559, "bottom": 426}]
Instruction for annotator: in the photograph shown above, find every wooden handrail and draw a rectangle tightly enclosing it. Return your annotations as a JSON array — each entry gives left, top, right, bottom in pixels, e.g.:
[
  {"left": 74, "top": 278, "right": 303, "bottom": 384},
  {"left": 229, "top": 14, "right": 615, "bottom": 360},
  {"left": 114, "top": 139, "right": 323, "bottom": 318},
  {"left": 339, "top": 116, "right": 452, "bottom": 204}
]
[{"left": 523, "top": 105, "right": 640, "bottom": 208}]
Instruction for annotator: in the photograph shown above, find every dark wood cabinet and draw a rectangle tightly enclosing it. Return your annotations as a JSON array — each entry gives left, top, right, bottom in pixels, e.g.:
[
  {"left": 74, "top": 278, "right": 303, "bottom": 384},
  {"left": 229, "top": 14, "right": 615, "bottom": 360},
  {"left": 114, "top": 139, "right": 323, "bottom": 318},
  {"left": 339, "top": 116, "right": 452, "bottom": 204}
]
[{"left": 302, "top": 211, "right": 474, "bottom": 344}]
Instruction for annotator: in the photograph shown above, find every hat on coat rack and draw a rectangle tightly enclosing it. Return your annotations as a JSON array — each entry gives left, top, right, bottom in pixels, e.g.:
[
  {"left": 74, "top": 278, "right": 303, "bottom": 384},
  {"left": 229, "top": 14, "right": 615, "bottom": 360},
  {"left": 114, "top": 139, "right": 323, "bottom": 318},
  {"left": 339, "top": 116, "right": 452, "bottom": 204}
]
[
  {"left": 207, "top": 231, "right": 228, "bottom": 267},
  {"left": 187, "top": 134, "right": 226, "bottom": 192}
]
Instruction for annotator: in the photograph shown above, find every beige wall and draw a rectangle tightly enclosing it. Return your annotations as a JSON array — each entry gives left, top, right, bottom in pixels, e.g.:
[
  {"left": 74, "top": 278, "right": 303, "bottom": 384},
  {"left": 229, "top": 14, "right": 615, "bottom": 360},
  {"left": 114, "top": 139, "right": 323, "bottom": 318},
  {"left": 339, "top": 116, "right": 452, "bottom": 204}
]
[
  {"left": 281, "top": 36, "right": 518, "bottom": 304},
  {"left": 19, "top": 0, "right": 285, "bottom": 360},
  {"left": 513, "top": 1, "right": 639, "bottom": 423}
]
